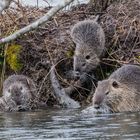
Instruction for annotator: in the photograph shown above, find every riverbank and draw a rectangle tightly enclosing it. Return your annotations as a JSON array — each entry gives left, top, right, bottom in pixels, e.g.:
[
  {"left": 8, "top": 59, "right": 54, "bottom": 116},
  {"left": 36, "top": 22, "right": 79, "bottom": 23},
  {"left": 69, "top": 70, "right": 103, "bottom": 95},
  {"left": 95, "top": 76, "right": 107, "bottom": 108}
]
[{"left": 0, "top": 0, "right": 139, "bottom": 106}]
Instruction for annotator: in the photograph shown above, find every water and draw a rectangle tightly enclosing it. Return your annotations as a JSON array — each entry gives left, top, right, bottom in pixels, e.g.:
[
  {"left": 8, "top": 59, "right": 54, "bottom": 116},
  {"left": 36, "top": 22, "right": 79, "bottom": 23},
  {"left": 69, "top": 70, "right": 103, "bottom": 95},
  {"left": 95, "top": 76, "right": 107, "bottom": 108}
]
[{"left": 0, "top": 108, "right": 139, "bottom": 139}]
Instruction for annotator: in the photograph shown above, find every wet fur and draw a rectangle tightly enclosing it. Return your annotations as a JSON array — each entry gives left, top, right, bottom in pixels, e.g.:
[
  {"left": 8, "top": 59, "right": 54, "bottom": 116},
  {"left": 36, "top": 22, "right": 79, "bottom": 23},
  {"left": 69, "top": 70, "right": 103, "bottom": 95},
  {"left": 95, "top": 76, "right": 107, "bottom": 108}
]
[
  {"left": 0, "top": 75, "right": 37, "bottom": 112},
  {"left": 92, "top": 65, "right": 140, "bottom": 113}
]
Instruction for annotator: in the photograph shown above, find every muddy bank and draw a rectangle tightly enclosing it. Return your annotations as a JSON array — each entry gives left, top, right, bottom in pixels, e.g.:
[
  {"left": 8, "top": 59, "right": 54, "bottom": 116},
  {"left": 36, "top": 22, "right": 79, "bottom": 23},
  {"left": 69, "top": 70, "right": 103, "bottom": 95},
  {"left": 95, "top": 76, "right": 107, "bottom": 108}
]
[{"left": 0, "top": 0, "right": 140, "bottom": 106}]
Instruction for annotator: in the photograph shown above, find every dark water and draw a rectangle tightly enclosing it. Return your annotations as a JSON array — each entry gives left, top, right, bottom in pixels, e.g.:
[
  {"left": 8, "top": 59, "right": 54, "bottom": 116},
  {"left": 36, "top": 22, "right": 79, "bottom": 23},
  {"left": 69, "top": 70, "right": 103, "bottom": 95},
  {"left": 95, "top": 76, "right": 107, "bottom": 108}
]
[{"left": 0, "top": 108, "right": 139, "bottom": 140}]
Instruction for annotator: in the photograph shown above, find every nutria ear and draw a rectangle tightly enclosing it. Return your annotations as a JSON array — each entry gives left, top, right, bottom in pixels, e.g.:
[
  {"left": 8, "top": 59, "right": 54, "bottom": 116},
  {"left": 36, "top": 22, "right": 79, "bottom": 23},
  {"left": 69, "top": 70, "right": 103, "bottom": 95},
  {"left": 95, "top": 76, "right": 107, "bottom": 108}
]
[
  {"left": 8, "top": 88, "right": 11, "bottom": 93},
  {"left": 85, "top": 55, "right": 90, "bottom": 60},
  {"left": 20, "top": 86, "right": 23, "bottom": 91},
  {"left": 112, "top": 81, "right": 119, "bottom": 88}
]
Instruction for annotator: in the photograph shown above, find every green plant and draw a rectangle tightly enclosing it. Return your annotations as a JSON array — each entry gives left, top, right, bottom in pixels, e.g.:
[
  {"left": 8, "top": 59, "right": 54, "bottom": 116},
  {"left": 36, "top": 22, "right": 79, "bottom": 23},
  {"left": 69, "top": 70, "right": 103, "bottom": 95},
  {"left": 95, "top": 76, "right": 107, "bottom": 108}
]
[{"left": 6, "top": 44, "right": 23, "bottom": 72}]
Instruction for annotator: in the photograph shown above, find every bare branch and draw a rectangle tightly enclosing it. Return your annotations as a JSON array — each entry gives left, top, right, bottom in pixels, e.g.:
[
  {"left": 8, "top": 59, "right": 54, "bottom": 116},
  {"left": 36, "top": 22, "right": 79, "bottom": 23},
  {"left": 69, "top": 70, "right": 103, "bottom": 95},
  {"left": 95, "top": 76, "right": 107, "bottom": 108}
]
[
  {"left": 50, "top": 65, "right": 80, "bottom": 108},
  {"left": 0, "top": 0, "right": 12, "bottom": 13},
  {"left": 0, "top": 0, "right": 74, "bottom": 44}
]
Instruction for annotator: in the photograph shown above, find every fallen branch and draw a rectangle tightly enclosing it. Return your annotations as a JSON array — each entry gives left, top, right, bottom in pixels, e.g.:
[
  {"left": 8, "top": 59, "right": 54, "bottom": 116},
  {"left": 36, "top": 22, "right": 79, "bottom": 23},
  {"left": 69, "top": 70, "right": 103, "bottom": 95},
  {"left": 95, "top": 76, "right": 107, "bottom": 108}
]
[
  {"left": 0, "top": 0, "right": 74, "bottom": 44},
  {"left": 50, "top": 65, "right": 80, "bottom": 108}
]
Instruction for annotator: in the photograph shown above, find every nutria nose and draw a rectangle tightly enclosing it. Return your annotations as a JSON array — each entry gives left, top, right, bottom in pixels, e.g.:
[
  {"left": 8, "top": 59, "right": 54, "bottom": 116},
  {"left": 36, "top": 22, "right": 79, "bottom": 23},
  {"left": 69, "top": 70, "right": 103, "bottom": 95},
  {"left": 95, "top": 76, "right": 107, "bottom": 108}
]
[
  {"left": 94, "top": 104, "right": 100, "bottom": 109},
  {"left": 93, "top": 100, "right": 101, "bottom": 109},
  {"left": 74, "top": 71, "right": 80, "bottom": 80}
]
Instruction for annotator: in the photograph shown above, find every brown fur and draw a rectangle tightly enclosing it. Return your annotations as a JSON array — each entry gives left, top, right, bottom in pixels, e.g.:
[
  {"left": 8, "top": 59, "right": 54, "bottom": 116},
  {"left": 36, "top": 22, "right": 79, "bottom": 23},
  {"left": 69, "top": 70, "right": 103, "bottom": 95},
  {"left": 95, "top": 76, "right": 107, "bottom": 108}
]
[
  {"left": 71, "top": 19, "right": 105, "bottom": 74},
  {"left": 0, "top": 75, "right": 37, "bottom": 112},
  {"left": 92, "top": 65, "right": 140, "bottom": 113}
]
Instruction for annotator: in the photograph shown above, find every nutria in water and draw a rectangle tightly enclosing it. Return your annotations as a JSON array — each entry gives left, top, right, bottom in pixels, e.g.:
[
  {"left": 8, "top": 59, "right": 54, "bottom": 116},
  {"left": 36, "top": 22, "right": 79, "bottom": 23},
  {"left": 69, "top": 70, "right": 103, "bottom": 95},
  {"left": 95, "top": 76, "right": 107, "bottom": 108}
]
[
  {"left": 92, "top": 65, "right": 140, "bottom": 113},
  {"left": 0, "top": 75, "right": 37, "bottom": 112}
]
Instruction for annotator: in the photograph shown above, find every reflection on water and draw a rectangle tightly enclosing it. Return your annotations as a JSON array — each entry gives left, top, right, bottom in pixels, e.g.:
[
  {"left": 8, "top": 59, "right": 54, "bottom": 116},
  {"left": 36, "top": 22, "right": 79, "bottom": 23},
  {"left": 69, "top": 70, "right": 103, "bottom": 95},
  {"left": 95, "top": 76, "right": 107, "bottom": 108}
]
[{"left": 0, "top": 108, "right": 139, "bottom": 139}]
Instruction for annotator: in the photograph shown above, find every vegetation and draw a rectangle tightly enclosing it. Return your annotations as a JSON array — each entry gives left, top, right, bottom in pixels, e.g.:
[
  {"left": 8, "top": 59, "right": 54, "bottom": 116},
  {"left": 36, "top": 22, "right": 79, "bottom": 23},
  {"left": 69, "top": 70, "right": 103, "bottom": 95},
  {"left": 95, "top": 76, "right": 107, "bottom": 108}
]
[{"left": 6, "top": 44, "right": 23, "bottom": 72}]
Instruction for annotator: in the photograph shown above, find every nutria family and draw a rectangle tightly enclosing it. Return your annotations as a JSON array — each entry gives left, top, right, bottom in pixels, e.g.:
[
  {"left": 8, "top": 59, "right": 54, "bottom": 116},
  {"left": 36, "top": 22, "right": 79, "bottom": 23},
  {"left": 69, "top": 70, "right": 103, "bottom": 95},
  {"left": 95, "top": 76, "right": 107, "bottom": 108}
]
[
  {"left": 92, "top": 64, "right": 140, "bottom": 113},
  {"left": 0, "top": 75, "right": 38, "bottom": 112},
  {"left": 71, "top": 17, "right": 105, "bottom": 75}
]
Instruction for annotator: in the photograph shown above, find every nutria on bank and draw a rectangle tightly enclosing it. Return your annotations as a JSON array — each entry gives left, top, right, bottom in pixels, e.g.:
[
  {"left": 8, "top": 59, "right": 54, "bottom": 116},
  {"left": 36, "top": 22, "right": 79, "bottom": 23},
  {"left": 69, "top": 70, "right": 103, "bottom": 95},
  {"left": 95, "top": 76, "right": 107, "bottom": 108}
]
[{"left": 71, "top": 18, "right": 105, "bottom": 76}]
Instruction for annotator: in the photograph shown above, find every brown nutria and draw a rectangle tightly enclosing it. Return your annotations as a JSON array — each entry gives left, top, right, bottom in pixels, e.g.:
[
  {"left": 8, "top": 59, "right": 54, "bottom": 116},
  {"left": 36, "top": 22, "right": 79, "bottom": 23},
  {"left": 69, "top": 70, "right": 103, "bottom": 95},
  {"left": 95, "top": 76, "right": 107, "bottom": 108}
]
[
  {"left": 71, "top": 17, "right": 105, "bottom": 75},
  {"left": 50, "top": 66, "right": 80, "bottom": 108},
  {"left": 92, "top": 64, "right": 140, "bottom": 113},
  {"left": 0, "top": 75, "right": 38, "bottom": 112}
]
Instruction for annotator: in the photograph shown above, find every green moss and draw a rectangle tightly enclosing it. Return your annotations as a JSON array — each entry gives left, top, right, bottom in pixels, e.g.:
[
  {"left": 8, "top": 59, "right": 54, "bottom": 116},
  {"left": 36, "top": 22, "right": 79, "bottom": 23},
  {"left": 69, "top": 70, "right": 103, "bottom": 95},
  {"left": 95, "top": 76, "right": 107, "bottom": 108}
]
[
  {"left": 6, "top": 44, "right": 23, "bottom": 72},
  {"left": 66, "top": 49, "right": 74, "bottom": 58}
]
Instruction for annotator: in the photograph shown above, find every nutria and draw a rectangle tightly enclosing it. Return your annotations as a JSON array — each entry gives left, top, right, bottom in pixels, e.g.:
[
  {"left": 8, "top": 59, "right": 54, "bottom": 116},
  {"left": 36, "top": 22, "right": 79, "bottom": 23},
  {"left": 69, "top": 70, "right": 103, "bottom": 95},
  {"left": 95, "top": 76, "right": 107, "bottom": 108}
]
[
  {"left": 58, "top": 18, "right": 105, "bottom": 101},
  {"left": 50, "top": 18, "right": 105, "bottom": 107},
  {"left": 49, "top": 18, "right": 105, "bottom": 105},
  {"left": 50, "top": 66, "right": 80, "bottom": 108},
  {"left": 0, "top": 75, "right": 38, "bottom": 112},
  {"left": 71, "top": 17, "right": 105, "bottom": 75},
  {"left": 92, "top": 64, "right": 140, "bottom": 113}
]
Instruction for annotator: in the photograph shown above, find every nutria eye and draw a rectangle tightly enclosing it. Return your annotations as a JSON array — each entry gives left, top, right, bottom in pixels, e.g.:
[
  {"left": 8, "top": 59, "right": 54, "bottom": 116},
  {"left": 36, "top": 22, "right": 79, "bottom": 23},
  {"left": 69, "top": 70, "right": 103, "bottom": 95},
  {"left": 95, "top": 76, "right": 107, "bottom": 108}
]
[
  {"left": 105, "top": 92, "right": 109, "bottom": 95},
  {"left": 20, "top": 87, "right": 23, "bottom": 90},
  {"left": 85, "top": 55, "right": 90, "bottom": 60},
  {"left": 112, "top": 81, "right": 119, "bottom": 88},
  {"left": 82, "top": 63, "right": 86, "bottom": 67}
]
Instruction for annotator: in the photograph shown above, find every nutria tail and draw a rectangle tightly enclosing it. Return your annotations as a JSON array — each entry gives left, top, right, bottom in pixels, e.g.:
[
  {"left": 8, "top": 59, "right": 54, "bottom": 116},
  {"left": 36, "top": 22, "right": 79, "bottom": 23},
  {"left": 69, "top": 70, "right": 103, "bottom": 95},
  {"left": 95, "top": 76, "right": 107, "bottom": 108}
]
[
  {"left": 50, "top": 66, "right": 80, "bottom": 108},
  {"left": 71, "top": 17, "right": 105, "bottom": 56}
]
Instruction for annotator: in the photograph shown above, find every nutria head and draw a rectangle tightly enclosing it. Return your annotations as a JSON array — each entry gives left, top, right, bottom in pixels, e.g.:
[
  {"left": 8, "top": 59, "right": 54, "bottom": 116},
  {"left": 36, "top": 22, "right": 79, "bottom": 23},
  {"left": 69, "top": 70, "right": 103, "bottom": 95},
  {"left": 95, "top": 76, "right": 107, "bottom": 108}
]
[
  {"left": 71, "top": 20, "right": 105, "bottom": 75},
  {"left": 3, "top": 82, "right": 32, "bottom": 106},
  {"left": 2, "top": 75, "right": 37, "bottom": 111},
  {"left": 92, "top": 65, "right": 140, "bottom": 113}
]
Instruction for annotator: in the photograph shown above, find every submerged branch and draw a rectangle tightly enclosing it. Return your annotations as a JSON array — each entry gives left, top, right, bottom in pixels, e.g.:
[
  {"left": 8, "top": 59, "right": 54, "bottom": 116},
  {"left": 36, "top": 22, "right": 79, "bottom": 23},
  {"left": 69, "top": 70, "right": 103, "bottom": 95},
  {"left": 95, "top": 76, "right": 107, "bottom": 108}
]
[{"left": 0, "top": 0, "right": 74, "bottom": 44}]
